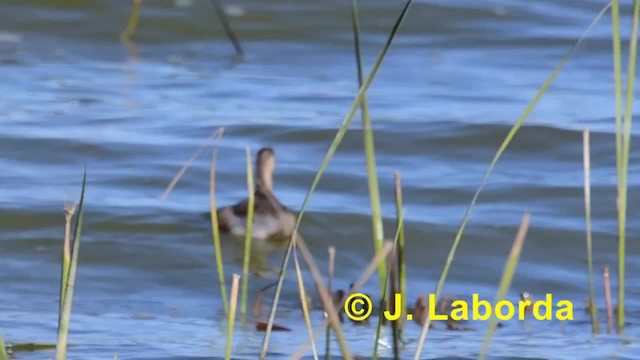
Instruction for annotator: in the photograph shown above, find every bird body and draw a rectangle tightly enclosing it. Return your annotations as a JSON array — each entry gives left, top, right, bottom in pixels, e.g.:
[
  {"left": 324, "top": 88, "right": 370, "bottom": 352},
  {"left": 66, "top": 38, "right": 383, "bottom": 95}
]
[{"left": 217, "top": 147, "right": 297, "bottom": 245}]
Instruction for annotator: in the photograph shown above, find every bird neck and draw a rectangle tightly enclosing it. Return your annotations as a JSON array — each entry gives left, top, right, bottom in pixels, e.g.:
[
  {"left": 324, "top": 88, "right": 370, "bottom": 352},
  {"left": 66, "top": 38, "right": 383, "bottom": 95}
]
[{"left": 257, "top": 172, "right": 273, "bottom": 192}]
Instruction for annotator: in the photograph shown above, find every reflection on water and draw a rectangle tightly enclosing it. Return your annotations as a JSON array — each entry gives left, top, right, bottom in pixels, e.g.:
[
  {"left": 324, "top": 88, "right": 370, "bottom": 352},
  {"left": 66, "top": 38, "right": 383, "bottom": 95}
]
[{"left": 1, "top": 0, "right": 639, "bottom": 359}]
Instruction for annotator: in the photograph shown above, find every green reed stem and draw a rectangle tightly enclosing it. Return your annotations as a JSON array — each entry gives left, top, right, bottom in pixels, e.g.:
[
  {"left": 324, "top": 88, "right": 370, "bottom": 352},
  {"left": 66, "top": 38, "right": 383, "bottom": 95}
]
[
  {"left": 58, "top": 203, "right": 76, "bottom": 330},
  {"left": 389, "top": 263, "right": 400, "bottom": 360},
  {"left": 290, "top": 242, "right": 394, "bottom": 359},
  {"left": 293, "top": 250, "right": 319, "bottom": 360},
  {"left": 295, "top": 237, "right": 353, "bottom": 359},
  {"left": 325, "top": 246, "right": 336, "bottom": 360},
  {"left": 479, "top": 213, "right": 531, "bottom": 360},
  {"left": 612, "top": 0, "right": 623, "bottom": 178},
  {"left": 55, "top": 169, "right": 87, "bottom": 360},
  {"left": 259, "top": 2, "right": 413, "bottom": 358},
  {"left": 241, "top": 147, "right": 255, "bottom": 322},
  {"left": 254, "top": 182, "right": 351, "bottom": 358},
  {"left": 5, "top": 343, "right": 56, "bottom": 353},
  {"left": 394, "top": 172, "right": 407, "bottom": 333},
  {"left": 210, "top": 0, "right": 244, "bottom": 59},
  {"left": 413, "top": 5, "right": 610, "bottom": 358},
  {"left": 163, "top": 130, "right": 222, "bottom": 200},
  {"left": 0, "top": 331, "right": 7, "bottom": 360},
  {"left": 617, "top": 0, "right": 640, "bottom": 334},
  {"left": 256, "top": 189, "right": 352, "bottom": 358},
  {"left": 120, "top": 0, "right": 142, "bottom": 54},
  {"left": 372, "top": 215, "right": 404, "bottom": 360},
  {"left": 603, "top": 266, "right": 614, "bottom": 333},
  {"left": 209, "top": 131, "right": 229, "bottom": 314},
  {"left": 611, "top": 0, "right": 624, "bottom": 334},
  {"left": 225, "top": 274, "right": 240, "bottom": 360},
  {"left": 583, "top": 129, "right": 600, "bottom": 334},
  {"left": 351, "top": 0, "right": 387, "bottom": 295},
  {"left": 372, "top": 283, "right": 389, "bottom": 360}
]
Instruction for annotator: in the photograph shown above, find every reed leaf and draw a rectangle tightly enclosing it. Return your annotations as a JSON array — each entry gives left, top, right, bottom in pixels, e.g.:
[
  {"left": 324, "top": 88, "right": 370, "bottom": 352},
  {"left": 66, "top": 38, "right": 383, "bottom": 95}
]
[
  {"left": 372, "top": 275, "right": 391, "bottom": 359},
  {"left": 325, "top": 246, "right": 336, "bottom": 360},
  {"left": 294, "top": 237, "right": 352, "bottom": 359},
  {"left": 394, "top": 172, "right": 407, "bottom": 333},
  {"left": 611, "top": 0, "right": 623, "bottom": 176},
  {"left": 617, "top": 0, "right": 640, "bottom": 333},
  {"left": 161, "top": 130, "right": 226, "bottom": 315},
  {"left": 55, "top": 169, "right": 87, "bottom": 360},
  {"left": 241, "top": 147, "right": 255, "bottom": 321},
  {"left": 389, "top": 260, "right": 400, "bottom": 360},
  {"left": 611, "top": 0, "right": 624, "bottom": 336},
  {"left": 293, "top": 249, "right": 319, "bottom": 360},
  {"left": 226, "top": 274, "right": 240, "bottom": 360},
  {"left": 479, "top": 213, "right": 531, "bottom": 360},
  {"left": 351, "top": 0, "right": 386, "bottom": 295},
  {"left": 291, "top": 242, "right": 394, "bottom": 359},
  {"left": 58, "top": 203, "right": 76, "bottom": 330},
  {"left": 372, "top": 218, "right": 403, "bottom": 360},
  {"left": 120, "top": 0, "right": 142, "bottom": 54},
  {"left": 210, "top": 0, "right": 244, "bottom": 59},
  {"left": 162, "top": 129, "right": 222, "bottom": 200},
  {"left": 259, "top": 1, "right": 413, "bottom": 357},
  {"left": 254, "top": 184, "right": 352, "bottom": 358},
  {"left": 583, "top": 129, "right": 599, "bottom": 334},
  {"left": 0, "top": 332, "right": 7, "bottom": 360},
  {"left": 603, "top": 266, "right": 614, "bottom": 333},
  {"left": 209, "top": 130, "right": 228, "bottom": 314},
  {"left": 413, "top": 5, "right": 610, "bottom": 358},
  {"left": 9, "top": 343, "right": 56, "bottom": 352}
]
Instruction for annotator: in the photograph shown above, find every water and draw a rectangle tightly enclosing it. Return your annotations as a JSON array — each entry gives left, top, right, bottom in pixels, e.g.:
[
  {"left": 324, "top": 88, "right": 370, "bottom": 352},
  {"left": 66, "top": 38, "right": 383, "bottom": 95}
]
[{"left": 1, "top": 0, "right": 640, "bottom": 358}]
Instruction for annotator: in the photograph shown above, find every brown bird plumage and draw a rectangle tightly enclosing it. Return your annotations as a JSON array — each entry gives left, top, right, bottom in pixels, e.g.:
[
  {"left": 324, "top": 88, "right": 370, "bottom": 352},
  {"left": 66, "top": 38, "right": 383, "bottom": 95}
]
[{"left": 217, "top": 147, "right": 298, "bottom": 244}]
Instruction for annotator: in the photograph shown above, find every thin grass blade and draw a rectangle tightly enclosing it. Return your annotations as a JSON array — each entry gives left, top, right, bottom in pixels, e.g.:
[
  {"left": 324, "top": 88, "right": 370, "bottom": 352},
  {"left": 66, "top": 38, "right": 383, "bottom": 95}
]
[
  {"left": 372, "top": 215, "right": 404, "bottom": 359},
  {"left": 260, "top": 1, "right": 413, "bottom": 358},
  {"left": 583, "top": 129, "right": 599, "bottom": 334},
  {"left": 611, "top": 0, "right": 623, "bottom": 176},
  {"left": 617, "top": 0, "right": 640, "bottom": 334},
  {"left": 479, "top": 213, "right": 531, "bottom": 360},
  {"left": 610, "top": 1, "right": 624, "bottom": 287},
  {"left": 394, "top": 172, "right": 407, "bottom": 333},
  {"left": 58, "top": 203, "right": 76, "bottom": 330},
  {"left": 293, "top": 249, "right": 319, "bottom": 360},
  {"left": 413, "top": 6, "right": 610, "bottom": 358},
  {"left": 226, "top": 274, "right": 240, "bottom": 360},
  {"left": 241, "top": 147, "right": 255, "bottom": 321},
  {"left": 162, "top": 129, "right": 223, "bottom": 200},
  {"left": 291, "top": 242, "right": 394, "bottom": 359},
  {"left": 372, "top": 277, "right": 391, "bottom": 359},
  {"left": 55, "top": 169, "right": 87, "bottom": 360},
  {"left": 603, "top": 266, "right": 614, "bottom": 333},
  {"left": 389, "top": 255, "right": 400, "bottom": 360},
  {"left": 325, "top": 246, "right": 336, "bottom": 360},
  {"left": 9, "top": 343, "right": 56, "bottom": 352},
  {"left": 210, "top": 0, "right": 244, "bottom": 59},
  {"left": 0, "top": 332, "right": 7, "bottom": 360},
  {"left": 351, "top": 0, "right": 387, "bottom": 294},
  {"left": 209, "top": 129, "right": 228, "bottom": 313},
  {"left": 294, "top": 237, "right": 352, "bottom": 359},
  {"left": 120, "top": 0, "right": 142, "bottom": 55}
]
